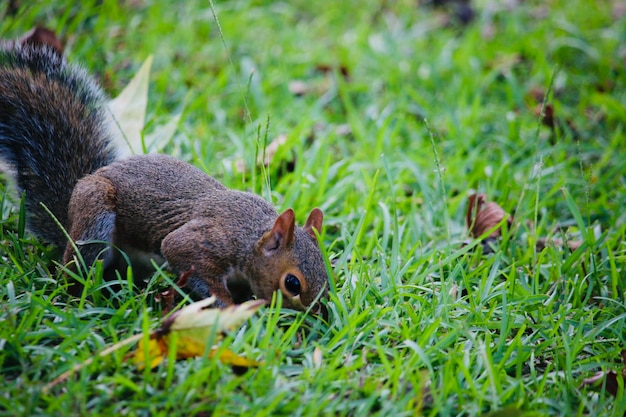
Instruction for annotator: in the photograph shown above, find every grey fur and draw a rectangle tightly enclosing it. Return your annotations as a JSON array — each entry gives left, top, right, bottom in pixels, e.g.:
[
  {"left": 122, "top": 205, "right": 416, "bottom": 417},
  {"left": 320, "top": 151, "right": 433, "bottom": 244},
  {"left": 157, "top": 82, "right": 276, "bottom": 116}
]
[{"left": 0, "top": 42, "right": 118, "bottom": 247}]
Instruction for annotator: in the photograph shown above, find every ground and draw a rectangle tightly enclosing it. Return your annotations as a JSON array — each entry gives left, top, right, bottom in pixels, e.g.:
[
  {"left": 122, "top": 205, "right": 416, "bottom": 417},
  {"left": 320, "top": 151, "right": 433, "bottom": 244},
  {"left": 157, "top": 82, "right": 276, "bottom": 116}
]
[{"left": 1, "top": 0, "right": 625, "bottom": 416}]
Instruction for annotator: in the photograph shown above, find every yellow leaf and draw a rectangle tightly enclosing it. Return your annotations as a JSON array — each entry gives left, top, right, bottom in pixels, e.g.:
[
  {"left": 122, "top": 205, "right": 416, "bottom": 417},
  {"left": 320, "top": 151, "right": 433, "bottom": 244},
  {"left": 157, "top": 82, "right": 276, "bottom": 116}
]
[
  {"left": 132, "top": 297, "right": 265, "bottom": 370},
  {"left": 209, "top": 347, "right": 260, "bottom": 368},
  {"left": 175, "top": 334, "right": 208, "bottom": 358},
  {"left": 45, "top": 298, "right": 263, "bottom": 391},
  {"left": 134, "top": 337, "right": 169, "bottom": 370}
]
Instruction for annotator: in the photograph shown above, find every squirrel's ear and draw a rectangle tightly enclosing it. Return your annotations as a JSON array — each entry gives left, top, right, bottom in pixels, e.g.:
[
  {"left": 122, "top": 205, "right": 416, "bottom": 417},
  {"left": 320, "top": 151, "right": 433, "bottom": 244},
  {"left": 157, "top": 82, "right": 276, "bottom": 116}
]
[
  {"left": 303, "top": 208, "right": 324, "bottom": 240},
  {"left": 262, "top": 208, "right": 295, "bottom": 254}
]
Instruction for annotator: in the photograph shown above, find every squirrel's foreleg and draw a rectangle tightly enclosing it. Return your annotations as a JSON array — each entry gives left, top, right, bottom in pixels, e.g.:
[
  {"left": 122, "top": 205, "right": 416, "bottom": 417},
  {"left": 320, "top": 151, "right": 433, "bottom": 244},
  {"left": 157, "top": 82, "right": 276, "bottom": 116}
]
[
  {"left": 161, "top": 220, "right": 235, "bottom": 308},
  {"left": 63, "top": 175, "right": 118, "bottom": 271}
]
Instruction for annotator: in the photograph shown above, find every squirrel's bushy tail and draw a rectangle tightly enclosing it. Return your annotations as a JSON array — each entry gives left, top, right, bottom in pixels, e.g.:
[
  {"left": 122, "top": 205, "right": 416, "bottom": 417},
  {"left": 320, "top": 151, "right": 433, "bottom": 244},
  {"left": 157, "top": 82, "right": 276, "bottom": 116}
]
[{"left": 0, "top": 42, "right": 117, "bottom": 247}]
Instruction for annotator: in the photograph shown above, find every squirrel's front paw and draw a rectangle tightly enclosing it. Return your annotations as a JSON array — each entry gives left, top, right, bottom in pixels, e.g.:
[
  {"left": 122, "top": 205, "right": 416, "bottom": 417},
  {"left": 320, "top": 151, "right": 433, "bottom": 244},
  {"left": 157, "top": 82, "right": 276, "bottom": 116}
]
[{"left": 184, "top": 274, "right": 234, "bottom": 309}]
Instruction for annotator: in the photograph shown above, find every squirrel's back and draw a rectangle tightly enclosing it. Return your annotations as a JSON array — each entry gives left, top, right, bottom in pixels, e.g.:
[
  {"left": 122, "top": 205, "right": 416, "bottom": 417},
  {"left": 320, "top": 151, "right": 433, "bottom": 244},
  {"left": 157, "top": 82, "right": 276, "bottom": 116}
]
[{"left": 0, "top": 42, "right": 117, "bottom": 247}]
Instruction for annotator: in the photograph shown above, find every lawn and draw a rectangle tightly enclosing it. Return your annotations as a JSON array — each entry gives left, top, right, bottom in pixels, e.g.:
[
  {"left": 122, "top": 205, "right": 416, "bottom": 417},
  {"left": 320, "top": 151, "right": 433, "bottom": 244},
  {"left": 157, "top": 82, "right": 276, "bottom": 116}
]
[{"left": 1, "top": 0, "right": 625, "bottom": 416}]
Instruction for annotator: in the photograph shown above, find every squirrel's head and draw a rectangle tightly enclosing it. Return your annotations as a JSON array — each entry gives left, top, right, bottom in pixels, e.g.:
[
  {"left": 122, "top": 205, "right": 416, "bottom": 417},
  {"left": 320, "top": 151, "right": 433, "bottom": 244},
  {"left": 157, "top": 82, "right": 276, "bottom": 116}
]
[{"left": 252, "top": 208, "right": 329, "bottom": 315}]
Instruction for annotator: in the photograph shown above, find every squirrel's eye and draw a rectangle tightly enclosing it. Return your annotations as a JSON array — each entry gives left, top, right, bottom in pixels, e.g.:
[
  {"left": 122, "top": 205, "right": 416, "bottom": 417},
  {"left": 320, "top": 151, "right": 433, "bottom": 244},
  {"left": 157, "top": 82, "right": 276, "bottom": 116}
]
[{"left": 284, "top": 273, "right": 302, "bottom": 296}]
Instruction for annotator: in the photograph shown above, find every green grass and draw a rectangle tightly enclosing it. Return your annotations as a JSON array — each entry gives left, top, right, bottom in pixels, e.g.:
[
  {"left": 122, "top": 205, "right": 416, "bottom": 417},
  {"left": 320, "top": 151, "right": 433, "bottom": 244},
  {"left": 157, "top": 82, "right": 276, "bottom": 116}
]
[{"left": 1, "top": 0, "right": 626, "bottom": 415}]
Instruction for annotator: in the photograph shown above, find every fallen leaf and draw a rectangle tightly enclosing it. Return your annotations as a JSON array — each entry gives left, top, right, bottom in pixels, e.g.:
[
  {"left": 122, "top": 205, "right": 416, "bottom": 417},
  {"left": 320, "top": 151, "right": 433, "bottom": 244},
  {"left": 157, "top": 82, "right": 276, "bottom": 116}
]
[
  {"left": 466, "top": 194, "right": 511, "bottom": 239},
  {"left": 535, "top": 103, "right": 555, "bottom": 130},
  {"left": 44, "top": 297, "right": 263, "bottom": 392},
  {"left": 527, "top": 89, "right": 580, "bottom": 142},
  {"left": 315, "top": 63, "right": 350, "bottom": 80},
  {"left": 108, "top": 55, "right": 153, "bottom": 157},
  {"left": 134, "top": 296, "right": 265, "bottom": 370},
  {"left": 134, "top": 334, "right": 259, "bottom": 371},
  {"left": 528, "top": 86, "right": 546, "bottom": 103},
  {"left": 579, "top": 349, "right": 626, "bottom": 399}
]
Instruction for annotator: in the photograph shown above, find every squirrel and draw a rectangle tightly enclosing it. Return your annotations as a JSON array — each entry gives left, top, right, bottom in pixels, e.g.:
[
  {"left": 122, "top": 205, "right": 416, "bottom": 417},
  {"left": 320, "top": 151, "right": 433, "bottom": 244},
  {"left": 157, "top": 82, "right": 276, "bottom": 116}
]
[{"left": 0, "top": 37, "right": 329, "bottom": 313}]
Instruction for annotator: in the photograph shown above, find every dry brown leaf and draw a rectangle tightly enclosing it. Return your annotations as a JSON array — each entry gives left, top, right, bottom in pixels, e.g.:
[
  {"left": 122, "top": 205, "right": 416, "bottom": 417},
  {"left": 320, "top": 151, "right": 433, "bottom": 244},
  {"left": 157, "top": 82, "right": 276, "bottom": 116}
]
[
  {"left": 315, "top": 63, "right": 350, "bottom": 80},
  {"left": 536, "top": 103, "right": 555, "bottom": 130},
  {"left": 466, "top": 194, "right": 511, "bottom": 239},
  {"left": 579, "top": 350, "right": 626, "bottom": 399}
]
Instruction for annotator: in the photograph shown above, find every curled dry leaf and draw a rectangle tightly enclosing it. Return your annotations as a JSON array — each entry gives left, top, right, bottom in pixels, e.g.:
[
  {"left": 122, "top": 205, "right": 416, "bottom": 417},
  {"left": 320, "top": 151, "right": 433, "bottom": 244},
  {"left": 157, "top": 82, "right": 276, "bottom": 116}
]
[
  {"left": 535, "top": 103, "right": 555, "bottom": 130},
  {"left": 579, "top": 350, "right": 626, "bottom": 399},
  {"left": 315, "top": 63, "right": 350, "bottom": 80},
  {"left": 466, "top": 194, "right": 511, "bottom": 239}
]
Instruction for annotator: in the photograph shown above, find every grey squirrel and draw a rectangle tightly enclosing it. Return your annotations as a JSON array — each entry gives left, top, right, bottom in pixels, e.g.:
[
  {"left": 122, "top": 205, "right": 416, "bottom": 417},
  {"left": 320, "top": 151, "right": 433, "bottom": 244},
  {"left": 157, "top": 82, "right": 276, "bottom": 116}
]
[{"left": 0, "top": 38, "right": 329, "bottom": 312}]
